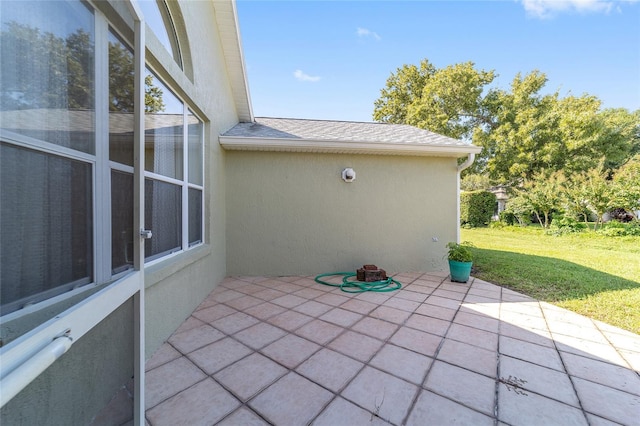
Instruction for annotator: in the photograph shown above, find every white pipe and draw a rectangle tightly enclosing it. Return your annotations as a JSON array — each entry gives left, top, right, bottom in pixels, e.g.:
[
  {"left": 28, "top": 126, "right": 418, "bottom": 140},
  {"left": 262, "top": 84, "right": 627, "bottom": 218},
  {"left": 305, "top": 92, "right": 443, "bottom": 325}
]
[
  {"left": 1, "top": 335, "right": 73, "bottom": 408},
  {"left": 456, "top": 153, "right": 476, "bottom": 243},
  {"left": 457, "top": 153, "right": 476, "bottom": 172}
]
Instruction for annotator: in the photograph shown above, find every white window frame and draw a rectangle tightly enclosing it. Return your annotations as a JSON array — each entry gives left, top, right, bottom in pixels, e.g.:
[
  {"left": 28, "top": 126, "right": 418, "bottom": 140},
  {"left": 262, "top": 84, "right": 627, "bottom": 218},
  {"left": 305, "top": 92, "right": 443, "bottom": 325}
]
[{"left": 0, "top": 2, "right": 147, "bottom": 424}]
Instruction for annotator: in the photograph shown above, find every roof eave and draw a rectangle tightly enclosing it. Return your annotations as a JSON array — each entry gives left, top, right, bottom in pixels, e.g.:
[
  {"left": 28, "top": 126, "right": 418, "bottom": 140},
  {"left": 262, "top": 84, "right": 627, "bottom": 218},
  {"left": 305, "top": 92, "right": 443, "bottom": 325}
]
[{"left": 219, "top": 136, "right": 482, "bottom": 157}]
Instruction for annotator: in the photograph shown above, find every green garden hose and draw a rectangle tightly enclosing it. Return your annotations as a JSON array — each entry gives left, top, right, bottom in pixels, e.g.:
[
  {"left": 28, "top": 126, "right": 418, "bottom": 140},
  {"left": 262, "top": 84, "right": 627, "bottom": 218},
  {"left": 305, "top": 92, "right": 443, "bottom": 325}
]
[{"left": 314, "top": 272, "right": 402, "bottom": 293}]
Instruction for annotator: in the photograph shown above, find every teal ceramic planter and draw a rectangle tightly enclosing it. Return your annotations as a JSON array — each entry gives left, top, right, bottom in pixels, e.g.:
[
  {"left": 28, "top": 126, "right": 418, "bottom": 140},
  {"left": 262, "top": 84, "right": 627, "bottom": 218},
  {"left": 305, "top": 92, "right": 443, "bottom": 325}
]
[{"left": 449, "top": 260, "right": 472, "bottom": 283}]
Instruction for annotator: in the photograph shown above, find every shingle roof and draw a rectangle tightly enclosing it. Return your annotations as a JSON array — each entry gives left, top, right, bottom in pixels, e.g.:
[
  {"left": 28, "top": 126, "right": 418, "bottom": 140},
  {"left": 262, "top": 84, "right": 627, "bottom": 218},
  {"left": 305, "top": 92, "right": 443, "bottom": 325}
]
[{"left": 220, "top": 117, "right": 481, "bottom": 157}]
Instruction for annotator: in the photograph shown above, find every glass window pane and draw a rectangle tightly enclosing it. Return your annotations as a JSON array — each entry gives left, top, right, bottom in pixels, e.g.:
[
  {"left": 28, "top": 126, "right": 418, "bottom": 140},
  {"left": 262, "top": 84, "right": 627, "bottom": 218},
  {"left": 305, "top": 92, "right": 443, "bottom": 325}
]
[
  {"left": 112, "top": 171, "right": 134, "bottom": 274},
  {"left": 0, "top": 0, "right": 95, "bottom": 154},
  {"left": 1, "top": 143, "right": 93, "bottom": 315},
  {"left": 188, "top": 188, "right": 203, "bottom": 246},
  {"left": 144, "top": 178, "right": 182, "bottom": 260},
  {"left": 109, "top": 30, "right": 134, "bottom": 166},
  {"left": 137, "top": 0, "right": 181, "bottom": 67},
  {"left": 144, "top": 70, "right": 183, "bottom": 179},
  {"left": 187, "top": 110, "right": 203, "bottom": 185}
]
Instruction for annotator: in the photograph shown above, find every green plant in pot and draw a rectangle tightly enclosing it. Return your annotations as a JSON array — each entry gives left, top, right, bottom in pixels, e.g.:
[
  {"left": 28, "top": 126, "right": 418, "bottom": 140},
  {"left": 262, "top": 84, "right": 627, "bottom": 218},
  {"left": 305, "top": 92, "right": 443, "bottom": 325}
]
[{"left": 446, "top": 241, "right": 474, "bottom": 283}]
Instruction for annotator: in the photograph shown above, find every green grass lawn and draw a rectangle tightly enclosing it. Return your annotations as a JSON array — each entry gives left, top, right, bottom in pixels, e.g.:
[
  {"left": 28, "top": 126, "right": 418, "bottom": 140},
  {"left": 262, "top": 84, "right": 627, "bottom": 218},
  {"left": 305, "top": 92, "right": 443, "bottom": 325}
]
[{"left": 461, "top": 226, "right": 640, "bottom": 334}]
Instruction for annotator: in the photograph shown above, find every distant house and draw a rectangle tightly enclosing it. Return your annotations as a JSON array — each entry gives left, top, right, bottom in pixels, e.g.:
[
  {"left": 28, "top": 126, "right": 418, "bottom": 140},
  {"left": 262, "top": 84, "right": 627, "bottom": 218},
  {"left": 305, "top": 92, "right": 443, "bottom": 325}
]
[{"left": 0, "top": 1, "right": 480, "bottom": 424}]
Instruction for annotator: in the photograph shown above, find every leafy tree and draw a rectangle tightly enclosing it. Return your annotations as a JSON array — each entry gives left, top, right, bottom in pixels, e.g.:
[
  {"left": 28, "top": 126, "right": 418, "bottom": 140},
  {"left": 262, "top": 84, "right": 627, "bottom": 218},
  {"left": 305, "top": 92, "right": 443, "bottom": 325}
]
[
  {"left": 581, "top": 169, "right": 615, "bottom": 230},
  {"left": 518, "top": 171, "right": 565, "bottom": 228},
  {"left": 612, "top": 154, "right": 640, "bottom": 219},
  {"left": 374, "top": 59, "right": 495, "bottom": 140},
  {"left": 460, "top": 173, "right": 491, "bottom": 191},
  {"left": 504, "top": 195, "right": 533, "bottom": 226}
]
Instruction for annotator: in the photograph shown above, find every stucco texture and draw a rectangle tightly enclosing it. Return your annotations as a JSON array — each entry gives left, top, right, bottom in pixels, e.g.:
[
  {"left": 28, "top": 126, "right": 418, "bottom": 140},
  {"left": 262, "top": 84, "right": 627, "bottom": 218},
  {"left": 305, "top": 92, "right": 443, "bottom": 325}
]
[{"left": 226, "top": 151, "right": 459, "bottom": 276}]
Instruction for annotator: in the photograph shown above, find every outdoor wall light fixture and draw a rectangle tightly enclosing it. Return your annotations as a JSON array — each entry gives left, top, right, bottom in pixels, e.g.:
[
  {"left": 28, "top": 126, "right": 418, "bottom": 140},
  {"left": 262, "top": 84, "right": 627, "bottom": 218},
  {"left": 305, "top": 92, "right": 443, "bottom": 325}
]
[{"left": 342, "top": 168, "right": 356, "bottom": 182}]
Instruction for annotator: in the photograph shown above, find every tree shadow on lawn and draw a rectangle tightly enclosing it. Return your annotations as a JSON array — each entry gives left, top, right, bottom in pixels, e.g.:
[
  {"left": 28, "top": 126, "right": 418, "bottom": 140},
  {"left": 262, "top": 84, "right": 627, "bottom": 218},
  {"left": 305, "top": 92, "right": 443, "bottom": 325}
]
[{"left": 471, "top": 248, "right": 640, "bottom": 333}]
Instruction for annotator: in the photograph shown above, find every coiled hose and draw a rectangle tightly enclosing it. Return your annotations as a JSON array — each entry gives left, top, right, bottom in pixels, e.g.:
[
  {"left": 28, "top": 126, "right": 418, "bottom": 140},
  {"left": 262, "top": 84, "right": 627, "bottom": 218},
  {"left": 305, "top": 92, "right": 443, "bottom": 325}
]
[{"left": 314, "top": 272, "right": 402, "bottom": 293}]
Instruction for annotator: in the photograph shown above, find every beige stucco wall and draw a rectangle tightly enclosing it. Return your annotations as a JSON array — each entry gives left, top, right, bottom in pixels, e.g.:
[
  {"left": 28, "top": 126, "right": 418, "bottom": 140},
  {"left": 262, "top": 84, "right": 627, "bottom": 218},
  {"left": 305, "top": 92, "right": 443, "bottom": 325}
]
[
  {"left": 142, "top": 0, "right": 238, "bottom": 356},
  {"left": 226, "top": 151, "right": 459, "bottom": 276}
]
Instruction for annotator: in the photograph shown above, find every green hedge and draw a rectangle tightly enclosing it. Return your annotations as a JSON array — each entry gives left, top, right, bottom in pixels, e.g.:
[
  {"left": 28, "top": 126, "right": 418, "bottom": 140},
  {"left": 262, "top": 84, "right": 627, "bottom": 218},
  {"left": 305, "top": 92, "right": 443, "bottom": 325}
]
[{"left": 461, "top": 190, "right": 496, "bottom": 227}]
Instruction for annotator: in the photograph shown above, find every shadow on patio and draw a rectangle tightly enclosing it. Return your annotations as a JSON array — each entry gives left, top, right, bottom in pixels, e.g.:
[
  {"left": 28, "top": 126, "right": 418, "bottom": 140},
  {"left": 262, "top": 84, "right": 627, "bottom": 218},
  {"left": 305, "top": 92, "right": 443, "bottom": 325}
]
[{"left": 115, "top": 273, "right": 640, "bottom": 425}]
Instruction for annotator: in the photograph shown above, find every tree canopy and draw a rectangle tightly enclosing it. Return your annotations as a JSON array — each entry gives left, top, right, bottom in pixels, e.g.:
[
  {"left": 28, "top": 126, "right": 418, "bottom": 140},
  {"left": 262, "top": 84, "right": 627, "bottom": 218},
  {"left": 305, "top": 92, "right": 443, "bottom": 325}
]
[{"left": 373, "top": 59, "right": 640, "bottom": 185}]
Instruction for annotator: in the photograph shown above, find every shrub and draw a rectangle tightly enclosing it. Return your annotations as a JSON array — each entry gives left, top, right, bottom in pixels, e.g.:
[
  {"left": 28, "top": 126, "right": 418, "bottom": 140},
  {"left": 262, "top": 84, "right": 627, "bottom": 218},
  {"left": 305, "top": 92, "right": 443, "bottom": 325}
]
[
  {"left": 547, "top": 215, "right": 586, "bottom": 235},
  {"left": 499, "top": 211, "right": 517, "bottom": 226},
  {"left": 460, "top": 191, "right": 497, "bottom": 227},
  {"left": 597, "top": 220, "right": 640, "bottom": 237}
]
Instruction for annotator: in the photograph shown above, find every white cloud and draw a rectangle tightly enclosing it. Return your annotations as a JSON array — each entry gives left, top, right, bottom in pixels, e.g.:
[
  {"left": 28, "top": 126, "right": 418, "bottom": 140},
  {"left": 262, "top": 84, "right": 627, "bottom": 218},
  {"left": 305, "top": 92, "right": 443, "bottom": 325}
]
[
  {"left": 521, "top": 0, "right": 621, "bottom": 18},
  {"left": 356, "top": 27, "right": 381, "bottom": 41},
  {"left": 293, "top": 69, "right": 321, "bottom": 82}
]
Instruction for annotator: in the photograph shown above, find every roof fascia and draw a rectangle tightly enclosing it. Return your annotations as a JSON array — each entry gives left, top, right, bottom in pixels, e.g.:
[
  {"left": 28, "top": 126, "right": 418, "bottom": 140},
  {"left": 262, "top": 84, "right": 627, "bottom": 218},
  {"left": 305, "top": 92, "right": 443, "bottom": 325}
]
[
  {"left": 219, "top": 136, "right": 483, "bottom": 158},
  {"left": 212, "top": 0, "right": 254, "bottom": 122}
]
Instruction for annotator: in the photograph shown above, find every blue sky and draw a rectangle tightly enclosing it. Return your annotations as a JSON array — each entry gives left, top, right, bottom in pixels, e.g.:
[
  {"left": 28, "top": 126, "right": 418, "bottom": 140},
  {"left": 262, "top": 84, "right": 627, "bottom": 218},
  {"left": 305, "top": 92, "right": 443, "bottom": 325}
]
[{"left": 236, "top": 0, "right": 640, "bottom": 122}]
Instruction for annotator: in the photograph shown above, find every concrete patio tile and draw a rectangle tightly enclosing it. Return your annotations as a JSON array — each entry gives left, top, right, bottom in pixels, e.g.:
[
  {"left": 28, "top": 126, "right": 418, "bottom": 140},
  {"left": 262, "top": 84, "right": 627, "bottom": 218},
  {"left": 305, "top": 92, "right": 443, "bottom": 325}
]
[
  {"left": 293, "top": 277, "right": 319, "bottom": 287},
  {"left": 424, "top": 361, "right": 495, "bottom": 416},
  {"left": 329, "top": 330, "right": 385, "bottom": 363},
  {"left": 437, "top": 339, "right": 497, "bottom": 377},
  {"left": 619, "top": 349, "right": 640, "bottom": 372},
  {"left": 460, "top": 302, "right": 501, "bottom": 318},
  {"left": 500, "top": 310, "right": 549, "bottom": 332},
  {"left": 295, "top": 319, "right": 344, "bottom": 345},
  {"left": 211, "top": 289, "right": 244, "bottom": 303},
  {"left": 342, "top": 366, "right": 419, "bottom": 425},
  {"left": 501, "top": 289, "right": 536, "bottom": 303},
  {"left": 232, "top": 322, "right": 287, "bottom": 350},
  {"left": 446, "top": 323, "right": 498, "bottom": 351},
  {"left": 320, "top": 307, "right": 363, "bottom": 327},
  {"left": 405, "top": 390, "right": 494, "bottom": 426},
  {"left": 549, "top": 323, "right": 611, "bottom": 345},
  {"left": 499, "top": 355, "right": 580, "bottom": 407},
  {"left": 497, "top": 382, "right": 588, "bottom": 426},
  {"left": 432, "top": 288, "right": 466, "bottom": 301},
  {"left": 370, "top": 305, "right": 412, "bottom": 324},
  {"left": 145, "top": 342, "right": 181, "bottom": 371},
  {"left": 554, "top": 334, "right": 628, "bottom": 366},
  {"left": 586, "top": 414, "right": 625, "bottom": 426},
  {"left": 403, "top": 283, "right": 436, "bottom": 295},
  {"left": 264, "top": 281, "right": 304, "bottom": 293},
  {"left": 500, "top": 300, "right": 542, "bottom": 316},
  {"left": 464, "top": 294, "right": 501, "bottom": 304},
  {"left": 394, "top": 289, "right": 428, "bottom": 303},
  {"left": 235, "top": 283, "right": 269, "bottom": 295},
  {"left": 424, "top": 295, "right": 462, "bottom": 310},
  {"left": 173, "top": 315, "right": 206, "bottom": 333},
  {"left": 315, "top": 293, "right": 351, "bottom": 307},
  {"left": 214, "top": 353, "right": 287, "bottom": 401},
  {"left": 339, "top": 298, "right": 379, "bottom": 315},
  {"left": 382, "top": 296, "right": 421, "bottom": 312},
  {"left": 293, "top": 287, "right": 326, "bottom": 299},
  {"left": 267, "top": 309, "right": 314, "bottom": 331},
  {"left": 145, "top": 357, "right": 206, "bottom": 409},
  {"left": 217, "top": 408, "right": 269, "bottom": 426},
  {"left": 405, "top": 313, "right": 451, "bottom": 336},
  {"left": 439, "top": 282, "right": 470, "bottom": 294},
  {"left": 572, "top": 377, "right": 640, "bottom": 425},
  {"left": 191, "top": 304, "right": 237, "bottom": 324},
  {"left": 561, "top": 351, "right": 640, "bottom": 395},
  {"left": 353, "top": 291, "right": 393, "bottom": 304},
  {"left": 352, "top": 317, "right": 398, "bottom": 341},
  {"left": 293, "top": 300, "right": 334, "bottom": 317},
  {"left": 453, "top": 311, "right": 500, "bottom": 333},
  {"left": 168, "top": 324, "right": 225, "bottom": 354},
  {"left": 224, "top": 294, "right": 264, "bottom": 311},
  {"left": 370, "top": 343, "right": 433, "bottom": 385},
  {"left": 251, "top": 288, "right": 287, "bottom": 301},
  {"left": 312, "top": 397, "right": 392, "bottom": 426},
  {"left": 262, "top": 334, "right": 321, "bottom": 369},
  {"left": 597, "top": 328, "right": 640, "bottom": 353},
  {"left": 414, "top": 304, "right": 457, "bottom": 321},
  {"left": 243, "top": 301, "right": 287, "bottom": 320},
  {"left": 270, "top": 294, "right": 308, "bottom": 309},
  {"left": 297, "top": 348, "right": 364, "bottom": 392},
  {"left": 499, "top": 335, "right": 565, "bottom": 371},
  {"left": 211, "top": 311, "right": 260, "bottom": 335},
  {"left": 250, "top": 372, "right": 334, "bottom": 426},
  {"left": 500, "top": 322, "right": 555, "bottom": 347},
  {"left": 188, "top": 337, "right": 252, "bottom": 375},
  {"left": 146, "top": 379, "right": 239, "bottom": 426},
  {"left": 390, "top": 327, "right": 442, "bottom": 357}
]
